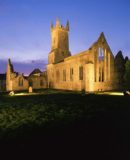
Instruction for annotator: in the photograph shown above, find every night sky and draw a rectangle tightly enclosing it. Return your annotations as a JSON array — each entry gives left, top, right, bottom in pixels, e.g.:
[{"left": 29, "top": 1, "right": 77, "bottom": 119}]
[{"left": 0, "top": 0, "right": 130, "bottom": 75}]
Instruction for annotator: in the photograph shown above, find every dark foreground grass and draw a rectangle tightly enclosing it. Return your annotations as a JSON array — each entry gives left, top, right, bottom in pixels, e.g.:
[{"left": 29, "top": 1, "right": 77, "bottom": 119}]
[{"left": 0, "top": 91, "right": 130, "bottom": 159}]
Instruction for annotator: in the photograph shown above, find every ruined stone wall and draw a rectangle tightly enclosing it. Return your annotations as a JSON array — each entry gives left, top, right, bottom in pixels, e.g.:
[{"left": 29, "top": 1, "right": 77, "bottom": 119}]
[
  {"left": 91, "top": 33, "right": 118, "bottom": 92},
  {"left": 11, "top": 75, "right": 28, "bottom": 91}
]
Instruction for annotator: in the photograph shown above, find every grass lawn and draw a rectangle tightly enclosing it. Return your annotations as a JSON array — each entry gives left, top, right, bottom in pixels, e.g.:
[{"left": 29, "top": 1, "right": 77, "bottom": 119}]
[{"left": 0, "top": 90, "right": 130, "bottom": 159}]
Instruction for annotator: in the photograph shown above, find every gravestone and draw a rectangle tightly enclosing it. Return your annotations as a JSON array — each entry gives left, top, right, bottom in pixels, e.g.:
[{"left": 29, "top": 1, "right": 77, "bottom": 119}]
[{"left": 29, "top": 86, "right": 33, "bottom": 93}]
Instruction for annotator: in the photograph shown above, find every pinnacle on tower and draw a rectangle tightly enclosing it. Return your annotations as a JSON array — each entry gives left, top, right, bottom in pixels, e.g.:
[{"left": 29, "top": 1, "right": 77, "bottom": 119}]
[
  {"left": 66, "top": 20, "right": 69, "bottom": 31},
  {"left": 51, "top": 22, "right": 54, "bottom": 31},
  {"left": 51, "top": 22, "right": 53, "bottom": 29},
  {"left": 56, "top": 18, "right": 60, "bottom": 27}
]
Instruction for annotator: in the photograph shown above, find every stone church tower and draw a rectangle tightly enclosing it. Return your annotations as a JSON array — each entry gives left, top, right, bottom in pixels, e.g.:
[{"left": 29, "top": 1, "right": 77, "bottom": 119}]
[
  {"left": 3, "top": 19, "right": 117, "bottom": 92},
  {"left": 48, "top": 18, "right": 71, "bottom": 64}
]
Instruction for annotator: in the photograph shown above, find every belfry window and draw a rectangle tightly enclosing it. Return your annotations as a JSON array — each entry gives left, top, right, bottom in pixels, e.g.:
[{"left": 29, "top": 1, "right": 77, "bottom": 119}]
[{"left": 98, "top": 47, "right": 104, "bottom": 60}]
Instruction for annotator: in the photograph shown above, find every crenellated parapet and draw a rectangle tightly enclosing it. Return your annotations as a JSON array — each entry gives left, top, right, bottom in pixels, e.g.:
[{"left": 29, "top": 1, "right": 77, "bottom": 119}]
[{"left": 51, "top": 18, "right": 69, "bottom": 32}]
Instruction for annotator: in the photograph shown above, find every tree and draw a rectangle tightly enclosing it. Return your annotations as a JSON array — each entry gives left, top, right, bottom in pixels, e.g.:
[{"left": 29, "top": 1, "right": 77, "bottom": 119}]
[
  {"left": 124, "top": 60, "right": 130, "bottom": 89},
  {"left": 125, "top": 56, "right": 129, "bottom": 64},
  {"left": 115, "top": 51, "right": 125, "bottom": 86}
]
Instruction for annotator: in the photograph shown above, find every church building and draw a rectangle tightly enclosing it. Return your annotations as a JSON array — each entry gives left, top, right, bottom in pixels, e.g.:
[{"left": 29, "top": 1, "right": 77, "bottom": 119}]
[
  {"left": 47, "top": 19, "right": 117, "bottom": 92},
  {"left": 0, "top": 19, "right": 118, "bottom": 92}
]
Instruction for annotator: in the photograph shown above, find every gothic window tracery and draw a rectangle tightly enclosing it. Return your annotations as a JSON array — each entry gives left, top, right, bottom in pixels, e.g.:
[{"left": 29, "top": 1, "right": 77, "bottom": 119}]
[
  {"left": 98, "top": 47, "right": 104, "bottom": 60},
  {"left": 98, "top": 47, "right": 104, "bottom": 82}
]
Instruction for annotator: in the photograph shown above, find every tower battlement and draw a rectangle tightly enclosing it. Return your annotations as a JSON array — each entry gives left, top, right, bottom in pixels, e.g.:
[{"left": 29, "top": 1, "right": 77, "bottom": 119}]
[{"left": 51, "top": 18, "right": 69, "bottom": 32}]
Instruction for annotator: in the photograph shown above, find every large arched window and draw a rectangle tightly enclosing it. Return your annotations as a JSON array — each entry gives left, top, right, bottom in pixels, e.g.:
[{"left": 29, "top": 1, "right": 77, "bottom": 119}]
[{"left": 98, "top": 48, "right": 104, "bottom": 82}]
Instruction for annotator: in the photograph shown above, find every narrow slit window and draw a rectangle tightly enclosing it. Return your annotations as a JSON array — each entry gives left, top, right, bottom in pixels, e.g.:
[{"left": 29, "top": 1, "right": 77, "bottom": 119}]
[
  {"left": 63, "top": 69, "right": 66, "bottom": 81},
  {"left": 79, "top": 66, "right": 83, "bottom": 80},
  {"left": 70, "top": 68, "right": 74, "bottom": 81}
]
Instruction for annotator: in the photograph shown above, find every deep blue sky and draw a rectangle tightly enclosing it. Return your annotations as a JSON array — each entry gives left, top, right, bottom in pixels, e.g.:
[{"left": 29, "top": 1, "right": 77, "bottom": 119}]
[{"left": 0, "top": 0, "right": 130, "bottom": 74}]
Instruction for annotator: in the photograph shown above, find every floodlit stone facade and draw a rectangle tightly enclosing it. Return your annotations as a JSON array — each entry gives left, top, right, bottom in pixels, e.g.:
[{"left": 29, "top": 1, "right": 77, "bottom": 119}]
[{"left": 47, "top": 19, "right": 117, "bottom": 92}]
